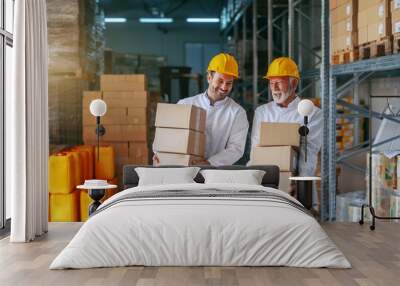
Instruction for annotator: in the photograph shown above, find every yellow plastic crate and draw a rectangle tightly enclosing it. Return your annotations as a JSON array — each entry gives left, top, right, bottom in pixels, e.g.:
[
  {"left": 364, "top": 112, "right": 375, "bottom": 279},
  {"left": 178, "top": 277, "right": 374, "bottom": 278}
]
[
  {"left": 49, "top": 191, "right": 80, "bottom": 222},
  {"left": 48, "top": 152, "right": 75, "bottom": 194},
  {"left": 74, "top": 145, "right": 94, "bottom": 179},
  {"left": 69, "top": 151, "right": 84, "bottom": 186},
  {"left": 70, "top": 147, "right": 91, "bottom": 180},
  {"left": 95, "top": 146, "right": 115, "bottom": 180}
]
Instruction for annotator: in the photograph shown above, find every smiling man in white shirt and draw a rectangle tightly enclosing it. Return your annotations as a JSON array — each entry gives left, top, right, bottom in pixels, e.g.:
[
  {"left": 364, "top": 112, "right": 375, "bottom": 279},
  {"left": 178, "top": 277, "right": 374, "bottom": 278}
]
[
  {"left": 251, "top": 57, "right": 323, "bottom": 176},
  {"left": 154, "top": 53, "right": 249, "bottom": 166}
]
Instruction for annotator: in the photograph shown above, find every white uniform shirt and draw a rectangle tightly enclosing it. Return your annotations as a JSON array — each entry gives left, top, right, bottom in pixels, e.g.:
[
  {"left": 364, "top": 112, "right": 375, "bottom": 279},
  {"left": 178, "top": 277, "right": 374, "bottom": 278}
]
[
  {"left": 177, "top": 92, "right": 249, "bottom": 166},
  {"left": 251, "top": 96, "right": 323, "bottom": 176}
]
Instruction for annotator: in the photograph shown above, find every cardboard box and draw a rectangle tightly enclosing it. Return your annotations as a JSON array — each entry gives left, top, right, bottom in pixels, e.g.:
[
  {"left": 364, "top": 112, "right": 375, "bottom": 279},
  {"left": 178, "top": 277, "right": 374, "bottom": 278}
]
[
  {"left": 337, "top": 0, "right": 352, "bottom": 6},
  {"left": 393, "top": 19, "right": 400, "bottom": 33},
  {"left": 82, "top": 91, "right": 102, "bottom": 110},
  {"left": 330, "top": 0, "right": 338, "bottom": 10},
  {"left": 359, "top": 0, "right": 383, "bottom": 11},
  {"left": 155, "top": 152, "right": 203, "bottom": 166},
  {"left": 392, "top": 0, "right": 400, "bottom": 33},
  {"left": 100, "top": 74, "right": 147, "bottom": 91},
  {"left": 359, "top": 1, "right": 390, "bottom": 24},
  {"left": 332, "top": 31, "right": 358, "bottom": 51},
  {"left": 259, "top": 122, "right": 300, "bottom": 147},
  {"left": 332, "top": 17, "right": 356, "bottom": 38},
  {"left": 116, "top": 144, "right": 149, "bottom": 167},
  {"left": 83, "top": 125, "right": 147, "bottom": 143},
  {"left": 155, "top": 103, "right": 206, "bottom": 132},
  {"left": 83, "top": 107, "right": 147, "bottom": 126},
  {"left": 331, "top": 1, "right": 357, "bottom": 24},
  {"left": 279, "top": 172, "right": 296, "bottom": 194},
  {"left": 250, "top": 146, "right": 298, "bottom": 172},
  {"left": 358, "top": 25, "right": 369, "bottom": 43},
  {"left": 128, "top": 142, "right": 149, "bottom": 164},
  {"left": 153, "top": 128, "right": 205, "bottom": 157},
  {"left": 367, "top": 18, "right": 391, "bottom": 41},
  {"left": 105, "top": 142, "right": 129, "bottom": 158},
  {"left": 102, "top": 91, "right": 148, "bottom": 108}
]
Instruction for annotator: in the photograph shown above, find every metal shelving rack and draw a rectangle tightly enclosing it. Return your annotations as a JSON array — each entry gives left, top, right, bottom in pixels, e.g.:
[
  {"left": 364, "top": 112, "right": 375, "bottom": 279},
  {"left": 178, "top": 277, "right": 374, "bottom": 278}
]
[
  {"left": 321, "top": 0, "right": 400, "bottom": 224},
  {"left": 221, "top": 0, "right": 321, "bottom": 109},
  {"left": 221, "top": 0, "right": 400, "bottom": 222},
  {"left": 330, "top": 56, "right": 400, "bottom": 229},
  {"left": 221, "top": 0, "right": 328, "bottom": 220}
]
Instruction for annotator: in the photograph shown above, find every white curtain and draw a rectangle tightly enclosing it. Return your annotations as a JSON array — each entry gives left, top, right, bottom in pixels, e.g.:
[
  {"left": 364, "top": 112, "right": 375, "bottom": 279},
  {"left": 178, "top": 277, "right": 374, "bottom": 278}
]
[{"left": 8, "top": 0, "right": 49, "bottom": 242}]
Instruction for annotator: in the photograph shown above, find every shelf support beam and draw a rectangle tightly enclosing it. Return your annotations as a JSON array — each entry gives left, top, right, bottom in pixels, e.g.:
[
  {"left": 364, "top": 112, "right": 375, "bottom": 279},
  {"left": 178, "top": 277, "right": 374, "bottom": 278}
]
[
  {"left": 252, "top": 0, "right": 258, "bottom": 109},
  {"left": 320, "top": 0, "right": 330, "bottom": 222}
]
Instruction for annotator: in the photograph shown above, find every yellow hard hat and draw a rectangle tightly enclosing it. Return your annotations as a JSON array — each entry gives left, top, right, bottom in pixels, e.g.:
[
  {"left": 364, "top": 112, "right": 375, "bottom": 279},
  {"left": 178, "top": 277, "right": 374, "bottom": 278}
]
[
  {"left": 265, "top": 57, "right": 300, "bottom": 80},
  {"left": 207, "top": 53, "right": 239, "bottom": 78}
]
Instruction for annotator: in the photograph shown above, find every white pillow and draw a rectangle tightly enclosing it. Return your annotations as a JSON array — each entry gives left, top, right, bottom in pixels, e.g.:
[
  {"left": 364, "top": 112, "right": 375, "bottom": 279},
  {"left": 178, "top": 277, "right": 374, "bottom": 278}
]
[
  {"left": 200, "top": 169, "right": 266, "bottom": 185},
  {"left": 135, "top": 167, "right": 200, "bottom": 186}
]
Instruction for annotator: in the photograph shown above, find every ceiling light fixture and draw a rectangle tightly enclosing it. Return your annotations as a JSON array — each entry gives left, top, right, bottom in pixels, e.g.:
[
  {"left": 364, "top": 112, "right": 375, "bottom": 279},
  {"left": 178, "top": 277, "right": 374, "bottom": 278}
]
[
  {"left": 186, "top": 18, "right": 220, "bottom": 23},
  {"left": 105, "top": 18, "right": 127, "bottom": 23},
  {"left": 139, "top": 18, "right": 173, "bottom": 23}
]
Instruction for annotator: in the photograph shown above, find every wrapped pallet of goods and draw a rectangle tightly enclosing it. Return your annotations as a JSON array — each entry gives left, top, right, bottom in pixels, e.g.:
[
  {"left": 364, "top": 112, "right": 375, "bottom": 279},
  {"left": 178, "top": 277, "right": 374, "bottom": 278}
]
[
  {"left": 330, "top": 0, "right": 359, "bottom": 64},
  {"left": 366, "top": 153, "right": 398, "bottom": 217},
  {"left": 358, "top": 0, "right": 392, "bottom": 59},
  {"left": 47, "top": 0, "right": 105, "bottom": 146},
  {"left": 390, "top": 191, "right": 400, "bottom": 221},
  {"left": 336, "top": 191, "right": 366, "bottom": 222}
]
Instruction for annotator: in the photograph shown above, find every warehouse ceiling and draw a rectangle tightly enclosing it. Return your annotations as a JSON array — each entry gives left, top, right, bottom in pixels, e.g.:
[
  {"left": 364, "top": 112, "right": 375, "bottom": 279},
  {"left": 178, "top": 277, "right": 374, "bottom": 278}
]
[{"left": 100, "top": 0, "right": 223, "bottom": 20}]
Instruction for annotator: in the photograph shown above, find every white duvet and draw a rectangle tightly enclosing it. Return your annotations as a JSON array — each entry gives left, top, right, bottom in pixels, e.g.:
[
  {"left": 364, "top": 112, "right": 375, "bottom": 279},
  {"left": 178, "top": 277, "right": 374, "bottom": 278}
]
[{"left": 50, "top": 183, "right": 351, "bottom": 269}]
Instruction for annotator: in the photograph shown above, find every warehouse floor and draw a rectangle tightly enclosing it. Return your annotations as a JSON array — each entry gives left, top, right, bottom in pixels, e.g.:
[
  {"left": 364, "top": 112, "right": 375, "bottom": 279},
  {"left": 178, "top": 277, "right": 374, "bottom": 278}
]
[{"left": 0, "top": 222, "right": 399, "bottom": 286}]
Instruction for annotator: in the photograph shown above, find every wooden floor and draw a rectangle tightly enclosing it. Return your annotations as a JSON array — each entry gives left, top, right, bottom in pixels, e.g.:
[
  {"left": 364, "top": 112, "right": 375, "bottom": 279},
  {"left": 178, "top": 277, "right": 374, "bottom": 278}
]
[{"left": 0, "top": 222, "right": 399, "bottom": 286}]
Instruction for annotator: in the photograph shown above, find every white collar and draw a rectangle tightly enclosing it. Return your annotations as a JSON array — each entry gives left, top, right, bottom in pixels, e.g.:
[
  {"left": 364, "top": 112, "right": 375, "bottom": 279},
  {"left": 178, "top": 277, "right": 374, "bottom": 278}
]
[{"left": 202, "top": 91, "right": 229, "bottom": 108}]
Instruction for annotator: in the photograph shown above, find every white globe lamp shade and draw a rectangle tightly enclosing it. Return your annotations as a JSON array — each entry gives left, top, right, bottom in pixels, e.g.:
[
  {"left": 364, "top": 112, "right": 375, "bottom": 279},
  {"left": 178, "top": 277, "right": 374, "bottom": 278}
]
[
  {"left": 297, "top": 99, "right": 314, "bottom": 117},
  {"left": 89, "top": 99, "right": 107, "bottom": 117}
]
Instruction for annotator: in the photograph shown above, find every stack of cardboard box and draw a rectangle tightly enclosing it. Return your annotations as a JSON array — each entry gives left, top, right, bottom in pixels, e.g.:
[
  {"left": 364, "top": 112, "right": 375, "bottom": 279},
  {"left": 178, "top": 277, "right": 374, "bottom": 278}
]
[
  {"left": 153, "top": 103, "right": 206, "bottom": 165},
  {"left": 330, "top": 0, "right": 358, "bottom": 63},
  {"left": 82, "top": 74, "right": 150, "bottom": 185},
  {"left": 249, "top": 122, "right": 300, "bottom": 194},
  {"left": 358, "top": 0, "right": 392, "bottom": 47}
]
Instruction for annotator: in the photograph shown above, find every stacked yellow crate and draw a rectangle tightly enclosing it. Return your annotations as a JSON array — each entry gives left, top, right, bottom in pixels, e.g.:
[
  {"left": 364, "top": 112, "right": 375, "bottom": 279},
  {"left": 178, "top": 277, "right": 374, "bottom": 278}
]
[
  {"left": 49, "top": 152, "right": 81, "bottom": 221},
  {"left": 153, "top": 103, "right": 206, "bottom": 165},
  {"left": 331, "top": 0, "right": 359, "bottom": 64},
  {"left": 48, "top": 145, "right": 118, "bottom": 222},
  {"left": 358, "top": 0, "right": 392, "bottom": 58},
  {"left": 82, "top": 74, "right": 150, "bottom": 187},
  {"left": 72, "top": 145, "right": 117, "bottom": 221}
]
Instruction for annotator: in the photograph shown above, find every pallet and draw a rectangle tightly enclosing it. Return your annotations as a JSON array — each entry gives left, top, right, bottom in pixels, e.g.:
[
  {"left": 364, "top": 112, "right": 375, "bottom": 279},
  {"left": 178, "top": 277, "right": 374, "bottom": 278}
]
[
  {"left": 393, "top": 33, "right": 400, "bottom": 54},
  {"left": 358, "top": 37, "right": 392, "bottom": 60},
  {"left": 331, "top": 49, "right": 359, "bottom": 65}
]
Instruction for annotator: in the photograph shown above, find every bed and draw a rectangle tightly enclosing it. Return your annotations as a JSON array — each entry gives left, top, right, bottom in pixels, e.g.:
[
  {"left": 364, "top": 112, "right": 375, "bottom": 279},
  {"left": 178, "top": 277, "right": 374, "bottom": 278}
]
[{"left": 50, "top": 165, "right": 350, "bottom": 269}]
